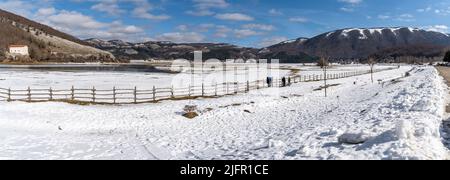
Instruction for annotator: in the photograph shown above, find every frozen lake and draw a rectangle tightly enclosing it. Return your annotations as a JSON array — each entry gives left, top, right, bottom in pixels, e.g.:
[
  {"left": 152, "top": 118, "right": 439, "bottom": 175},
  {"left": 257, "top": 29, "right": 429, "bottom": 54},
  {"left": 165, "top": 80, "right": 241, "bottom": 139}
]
[{"left": 0, "top": 64, "right": 395, "bottom": 90}]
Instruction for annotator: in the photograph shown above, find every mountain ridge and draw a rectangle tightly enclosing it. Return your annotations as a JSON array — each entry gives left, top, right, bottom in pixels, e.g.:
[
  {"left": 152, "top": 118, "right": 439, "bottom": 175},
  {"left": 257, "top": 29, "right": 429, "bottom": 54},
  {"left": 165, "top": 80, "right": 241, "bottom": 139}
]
[
  {"left": 0, "top": 9, "right": 117, "bottom": 63},
  {"left": 86, "top": 27, "right": 449, "bottom": 63}
]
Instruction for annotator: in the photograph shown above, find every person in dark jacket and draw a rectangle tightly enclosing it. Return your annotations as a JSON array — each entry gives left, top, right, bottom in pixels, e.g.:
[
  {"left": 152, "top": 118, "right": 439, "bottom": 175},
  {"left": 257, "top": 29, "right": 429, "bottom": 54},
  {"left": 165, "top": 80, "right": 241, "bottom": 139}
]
[
  {"left": 282, "top": 77, "right": 286, "bottom": 87},
  {"left": 288, "top": 77, "right": 292, "bottom": 86}
]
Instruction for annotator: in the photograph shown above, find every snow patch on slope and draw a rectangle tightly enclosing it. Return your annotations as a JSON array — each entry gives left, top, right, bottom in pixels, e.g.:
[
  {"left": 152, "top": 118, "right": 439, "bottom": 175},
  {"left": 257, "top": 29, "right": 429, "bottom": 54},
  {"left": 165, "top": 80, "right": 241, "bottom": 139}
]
[{"left": 325, "top": 27, "right": 448, "bottom": 39}]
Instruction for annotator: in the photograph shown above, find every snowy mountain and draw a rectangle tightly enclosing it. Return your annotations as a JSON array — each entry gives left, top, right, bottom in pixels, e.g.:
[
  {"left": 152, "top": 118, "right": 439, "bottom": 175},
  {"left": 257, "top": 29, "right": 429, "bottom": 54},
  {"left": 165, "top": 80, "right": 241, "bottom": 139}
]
[
  {"left": 266, "top": 27, "right": 450, "bottom": 60},
  {"left": 86, "top": 27, "right": 450, "bottom": 63}
]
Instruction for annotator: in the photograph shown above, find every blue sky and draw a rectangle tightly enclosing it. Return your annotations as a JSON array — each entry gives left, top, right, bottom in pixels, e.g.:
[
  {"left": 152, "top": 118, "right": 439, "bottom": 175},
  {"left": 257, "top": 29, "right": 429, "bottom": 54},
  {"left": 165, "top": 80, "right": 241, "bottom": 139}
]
[{"left": 1, "top": 0, "right": 450, "bottom": 47}]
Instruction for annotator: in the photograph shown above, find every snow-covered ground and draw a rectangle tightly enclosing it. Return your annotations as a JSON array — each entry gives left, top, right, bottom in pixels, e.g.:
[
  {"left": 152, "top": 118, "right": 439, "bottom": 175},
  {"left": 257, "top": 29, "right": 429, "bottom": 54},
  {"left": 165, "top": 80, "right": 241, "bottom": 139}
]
[{"left": 0, "top": 65, "right": 448, "bottom": 160}]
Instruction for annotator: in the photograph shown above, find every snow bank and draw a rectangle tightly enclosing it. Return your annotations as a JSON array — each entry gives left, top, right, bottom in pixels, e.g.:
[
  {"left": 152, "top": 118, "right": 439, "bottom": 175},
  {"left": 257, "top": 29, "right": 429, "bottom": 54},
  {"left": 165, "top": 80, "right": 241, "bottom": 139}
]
[{"left": 354, "top": 67, "right": 448, "bottom": 160}]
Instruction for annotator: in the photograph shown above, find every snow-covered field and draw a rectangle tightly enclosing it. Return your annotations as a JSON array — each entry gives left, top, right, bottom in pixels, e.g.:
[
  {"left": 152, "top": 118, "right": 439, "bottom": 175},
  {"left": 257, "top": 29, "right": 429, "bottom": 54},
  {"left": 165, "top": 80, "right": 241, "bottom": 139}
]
[{"left": 0, "top": 65, "right": 449, "bottom": 160}]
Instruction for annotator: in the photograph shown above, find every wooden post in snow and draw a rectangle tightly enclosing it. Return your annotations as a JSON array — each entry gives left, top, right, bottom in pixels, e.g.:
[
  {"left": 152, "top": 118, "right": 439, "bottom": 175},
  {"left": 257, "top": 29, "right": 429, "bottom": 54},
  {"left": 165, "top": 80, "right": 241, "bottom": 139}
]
[
  {"left": 92, "top": 86, "right": 96, "bottom": 103},
  {"left": 27, "top": 87, "right": 31, "bottom": 102},
  {"left": 71, "top": 86, "right": 75, "bottom": 101},
  {"left": 133, "top": 86, "right": 137, "bottom": 104},
  {"left": 188, "top": 85, "right": 191, "bottom": 97},
  {"left": 202, "top": 83, "right": 204, "bottom": 97},
  {"left": 215, "top": 83, "right": 218, "bottom": 96},
  {"left": 152, "top": 86, "right": 156, "bottom": 102},
  {"left": 246, "top": 81, "right": 250, "bottom": 93},
  {"left": 226, "top": 83, "right": 229, "bottom": 95},
  {"left": 7, "top": 88, "right": 11, "bottom": 102},
  {"left": 113, "top": 86, "right": 116, "bottom": 104},
  {"left": 49, "top": 87, "right": 53, "bottom": 101}
]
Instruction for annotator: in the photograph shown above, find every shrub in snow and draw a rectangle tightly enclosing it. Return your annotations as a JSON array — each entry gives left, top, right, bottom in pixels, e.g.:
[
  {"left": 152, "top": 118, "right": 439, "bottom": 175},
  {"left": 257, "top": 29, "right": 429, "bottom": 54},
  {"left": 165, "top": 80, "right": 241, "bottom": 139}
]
[
  {"left": 183, "top": 105, "right": 199, "bottom": 119},
  {"left": 338, "top": 132, "right": 371, "bottom": 144},
  {"left": 444, "top": 51, "right": 450, "bottom": 63}
]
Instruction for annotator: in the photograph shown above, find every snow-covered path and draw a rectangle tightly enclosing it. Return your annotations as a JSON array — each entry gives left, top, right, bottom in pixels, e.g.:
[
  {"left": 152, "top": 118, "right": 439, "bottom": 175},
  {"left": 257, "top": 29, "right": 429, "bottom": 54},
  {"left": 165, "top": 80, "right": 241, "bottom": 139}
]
[{"left": 0, "top": 66, "right": 448, "bottom": 160}]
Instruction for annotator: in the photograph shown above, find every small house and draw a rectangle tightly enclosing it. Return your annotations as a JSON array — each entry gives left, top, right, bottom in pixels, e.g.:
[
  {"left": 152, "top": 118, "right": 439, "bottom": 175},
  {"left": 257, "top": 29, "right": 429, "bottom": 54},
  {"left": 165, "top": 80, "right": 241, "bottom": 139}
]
[{"left": 9, "top": 45, "right": 29, "bottom": 56}]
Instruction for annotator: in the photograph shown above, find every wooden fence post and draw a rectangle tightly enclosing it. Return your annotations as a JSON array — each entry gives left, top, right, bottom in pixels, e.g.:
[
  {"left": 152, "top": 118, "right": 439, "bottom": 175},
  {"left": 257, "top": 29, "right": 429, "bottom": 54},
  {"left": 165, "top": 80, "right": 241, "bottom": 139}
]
[
  {"left": 153, "top": 86, "right": 156, "bottom": 102},
  {"left": 215, "top": 83, "right": 218, "bottom": 97},
  {"left": 92, "top": 86, "right": 96, "bottom": 103},
  {"left": 202, "top": 83, "right": 204, "bottom": 97},
  {"left": 188, "top": 85, "right": 191, "bottom": 97},
  {"left": 113, "top": 86, "right": 116, "bottom": 104},
  {"left": 7, "top": 88, "right": 11, "bottom": 102},
  {"left": 246, "top": 81, "right": 250, "bottom": 93},
  {"left": 49, "top": 87, "right": 53, "bottom": 101},
  {"left": 171, "top": 85, "right": 174, "bottom": 99},
  {"left": 226, "top": 83, "right": 229, "bottom": 95},
  {"left": 71, "top": 86, "right": 75, "bottom": 101},
  {"left": 27, "top": 87, "right": 31, "bottom": 102},
  {"left": 134, "top": 86, "right": 137, "bottom": 104}
]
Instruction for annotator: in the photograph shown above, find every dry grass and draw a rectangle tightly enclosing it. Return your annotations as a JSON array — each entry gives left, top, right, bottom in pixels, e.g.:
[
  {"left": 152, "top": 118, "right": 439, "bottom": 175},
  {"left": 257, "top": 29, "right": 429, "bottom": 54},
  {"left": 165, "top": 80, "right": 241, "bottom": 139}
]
[
  {"left": 436, "top": 66, "right": 450, "bottom": 86},
  {"left": 435, "top": 66, "right": 450, "bottom": 113},
  {"left": 182, "top": 112, "right": 199, "bottom": 119}
]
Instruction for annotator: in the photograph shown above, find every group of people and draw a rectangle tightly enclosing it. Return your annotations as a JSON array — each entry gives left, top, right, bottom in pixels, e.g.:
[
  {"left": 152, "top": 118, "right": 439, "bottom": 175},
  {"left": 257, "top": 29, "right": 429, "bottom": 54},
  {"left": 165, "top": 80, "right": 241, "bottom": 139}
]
[{"left": 266, "top": 76, "right": 291, "bottom": 87}]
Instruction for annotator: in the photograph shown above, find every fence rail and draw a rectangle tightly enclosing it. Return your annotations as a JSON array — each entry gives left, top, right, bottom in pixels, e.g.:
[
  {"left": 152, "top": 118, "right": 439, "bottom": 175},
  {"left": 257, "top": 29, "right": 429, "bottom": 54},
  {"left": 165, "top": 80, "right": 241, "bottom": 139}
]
[{"left": 0, "top": 67, "right": 398, "bottom": 104}]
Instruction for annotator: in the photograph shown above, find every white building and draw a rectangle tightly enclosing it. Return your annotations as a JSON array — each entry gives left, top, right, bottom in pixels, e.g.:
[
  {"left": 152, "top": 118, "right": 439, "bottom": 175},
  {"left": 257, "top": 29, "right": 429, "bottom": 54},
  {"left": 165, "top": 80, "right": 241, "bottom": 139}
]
[{"left": 9, "top": 45, "right": 29, "bottom": 56}]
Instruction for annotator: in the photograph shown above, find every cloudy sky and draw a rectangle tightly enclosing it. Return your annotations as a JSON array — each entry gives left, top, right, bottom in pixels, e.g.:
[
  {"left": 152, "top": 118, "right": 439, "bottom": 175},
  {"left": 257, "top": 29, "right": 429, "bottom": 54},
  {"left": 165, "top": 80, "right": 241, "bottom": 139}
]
[{"left": 1, "top": 0, "right": 450, "bottom": 47}]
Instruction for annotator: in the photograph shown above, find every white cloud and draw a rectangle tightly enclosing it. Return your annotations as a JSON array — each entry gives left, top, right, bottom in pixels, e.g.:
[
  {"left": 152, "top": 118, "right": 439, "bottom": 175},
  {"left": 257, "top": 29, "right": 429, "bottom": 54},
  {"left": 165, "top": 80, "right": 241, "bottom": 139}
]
[
  {"left": 417, "top": 6, "right": 432, "bottom": 13},
  {"left": 186, "top": 0, "right": 229, "bottom": 16},
  {"left": 242, "top": 24, "right": 275, "bottom": 31},
  {"left": 289, "top": 17, "right": 308, "bottom": 23},
  {"left": 155, "top": 32, "right": 206, "bottom": 43},
  {"left": 338, "top": 0, "right": 363, "bottom": 5},
  {"left": 186, "top": 9, "right": 215, "bottom": 16},
  {"left": 269, "top": 9, "right": 283, "bottom": 16},
  {"left": 426, "top": 25, "right": 449, "bottom": 33},
  {"left": 91, "top": 0, "right": 125, "bottom": 16},
  {"left": 214, "top": 25, "right": 232, "bottom": 38},
  {"left": 215, "top": 13, "right": 254, "bottom": 21},
  {"left": 234, "top": 29, "right": 261, "bottom": 38},
  {"left": 0, "top": 0, "right": 36, "bottom": 17},
  {"left": 258, "top": 36, "right": 289, "bottom": 47},
  {"left": 176, "top": 25, "right": 189, "bottom": 31},
  {"left": 192, "top": 0, "right": 229, "bottom": 9},
  {"left": 338, "top": 0, "right": 362, "bottom": 12},
  {"left": 34, "top": 8, "right": 146, "bottom": 42},
  {"left": 46, "top": 10, "right": 107, "bottom": 29},
  {"left": 131, "top": 0, "right": 170, "bottom": 20},
  {"left": 395, "top": 14, "right": 415, "bottom": 22},
  {"left": 36, "top": 7, "right": 56, "bottom": 16},
  {"left": 340, "top": 7, "right": 354, "bottom": 12},
  {"left": 378, "top": 15, "right": 390, "bottom": 20}
]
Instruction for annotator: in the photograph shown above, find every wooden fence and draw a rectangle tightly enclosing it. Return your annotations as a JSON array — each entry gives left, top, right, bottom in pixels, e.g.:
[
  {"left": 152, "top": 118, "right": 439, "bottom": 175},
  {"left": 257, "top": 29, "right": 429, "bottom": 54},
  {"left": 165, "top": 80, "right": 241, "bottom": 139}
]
[{"left": 0, "top": 67, "right": 398, "bottom": 104}]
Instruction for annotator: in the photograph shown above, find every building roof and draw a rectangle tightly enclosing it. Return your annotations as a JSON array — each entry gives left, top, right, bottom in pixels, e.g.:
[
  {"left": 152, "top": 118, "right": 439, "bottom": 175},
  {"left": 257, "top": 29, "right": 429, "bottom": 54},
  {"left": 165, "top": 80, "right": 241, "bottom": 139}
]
[{"left": 9, "top": 45, "right": 28, "bottom": 48}]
